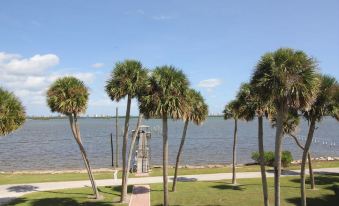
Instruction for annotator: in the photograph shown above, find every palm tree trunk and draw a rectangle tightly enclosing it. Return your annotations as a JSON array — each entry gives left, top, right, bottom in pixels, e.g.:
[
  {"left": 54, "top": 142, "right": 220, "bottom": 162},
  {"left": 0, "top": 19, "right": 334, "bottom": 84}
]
[
  {"left": 115, "top": 107, "right": 119, "bottom": 168},
  {"left": 301, "top": 119, "right": 316, "bottom": 206},
  {"left": 258, "top": 116, "right": 269, "bottom": 206},
  {"left": 308, "top": 152, "right": 315, "bottom": 189},
  {"left": 172, "top": 119, "right": 189, "bottom": 192},
  {"left": 68, "top": 115, "right": 99, "bottom": 199},
  {"left": 162, "top": 116, "right": 169, "bottom": 206},
  {"left": 126, "top": 114, "right": 143, "bottom": 180},
  {"left": 289, "top": 133, "right": 315, "bottom": 189},
  {"left": 121, "top": 95, "right": 132, "bottom": 203},
  {"left": 232, "top": 118, "right": 238, "bottom": 184},
  {"left": 274, "top": 104, "right": 287, "bottom": 206}
]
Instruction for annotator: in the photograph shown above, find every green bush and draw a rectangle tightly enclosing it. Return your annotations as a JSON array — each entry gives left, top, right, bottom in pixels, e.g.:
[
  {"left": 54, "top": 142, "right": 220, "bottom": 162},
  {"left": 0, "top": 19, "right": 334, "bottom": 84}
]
[
  {"left": 251, "top": 151, "right": 293, "bottom": 167},
  {"left": 281, "top": 151, "right": 293, "bottom": 167}
]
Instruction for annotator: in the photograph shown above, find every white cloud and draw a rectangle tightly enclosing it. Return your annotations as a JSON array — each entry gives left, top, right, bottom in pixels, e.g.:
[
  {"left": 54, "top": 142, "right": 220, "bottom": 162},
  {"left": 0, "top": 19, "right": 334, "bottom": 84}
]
[
  {"left": 0, "top": 52, "right": 95, "bottom": 110},
  {"left": 91, "top": 63, "right": 104, "bottom": 68},
  {"left": 198, "top": 78, "right": 222, "bottom": 90},
  {"left": 0, "top": 52, "right": 21, "bottom": 62},
  {"left": 1, "top": 53, "right": 59, "bottom": 75}
]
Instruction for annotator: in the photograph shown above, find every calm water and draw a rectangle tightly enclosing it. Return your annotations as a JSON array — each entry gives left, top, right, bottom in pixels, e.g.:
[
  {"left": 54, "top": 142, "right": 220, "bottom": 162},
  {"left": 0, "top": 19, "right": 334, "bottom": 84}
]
[{"left": 0, "top": 117, "right": 338, "bottom": 171}]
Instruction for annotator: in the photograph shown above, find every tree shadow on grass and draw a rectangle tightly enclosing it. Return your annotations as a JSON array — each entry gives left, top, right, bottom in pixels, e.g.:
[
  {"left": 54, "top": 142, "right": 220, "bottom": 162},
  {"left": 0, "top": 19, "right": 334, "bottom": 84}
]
[
  {"left": 211, "top": 184, "right": 245, "bottom": 191},
  {"left": 289, "top": 174, "right": 339, "bottom": 187},
  {"left": 286, "top": 194, "right": 338, "bottom": 206},
  {"left": 2, "top": 197, "right": 27, "bottom": 206},
  {"left": 108, "top": 185, "right": 133, "bottom": 194},
  {"left": 39, "top": 189, "right": 92, "bottom": 196},
  {"left": 4, "top": 197, "right": 116, "bottom": 206}
]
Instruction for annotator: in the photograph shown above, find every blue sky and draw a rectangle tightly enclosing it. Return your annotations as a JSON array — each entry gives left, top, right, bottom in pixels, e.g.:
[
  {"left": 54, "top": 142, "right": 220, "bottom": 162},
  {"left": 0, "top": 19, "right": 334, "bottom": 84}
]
[{"left": 0, "top": 0, "right": 338, "bottom": 116}]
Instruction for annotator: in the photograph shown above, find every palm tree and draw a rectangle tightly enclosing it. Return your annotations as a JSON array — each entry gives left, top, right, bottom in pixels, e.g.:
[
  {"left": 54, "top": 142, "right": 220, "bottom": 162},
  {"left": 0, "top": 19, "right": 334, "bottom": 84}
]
[
  {"left": 223, "top": 99, "right": 241, "bottom": 184},
  {"left": 105, "top": 60, "right": 148, "bottom": 203},
  {"left": 172, "top": 89, "right": 208, "bottom": 192},
  {"left": 237, "top": 83, "right": 271, "bottom": 206},
  {"left": 139, "top": 65, "right": 189, "bottom": 206},
  {"left": 46, "top": 77, "right": 100, "bottom": 199},
  {"left": 250, "top": 48, "right": 319, "bottom": 206},
  {"left": 300, "top": 75, "right": 338, "bottom": 206},
  {"left": 0, "top": 88, "right": 26, "bottom": 136}
]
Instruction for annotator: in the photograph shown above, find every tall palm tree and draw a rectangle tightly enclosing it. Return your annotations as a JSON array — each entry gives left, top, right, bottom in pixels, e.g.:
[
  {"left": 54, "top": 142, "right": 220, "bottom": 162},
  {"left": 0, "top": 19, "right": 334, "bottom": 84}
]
[
  {"left": 139, "top": 65, "right": 189, "bottom": 206},
  {"left": 223, "top": 99, "right": 241, "bottom": 185},
  {"left": 237, "top": 83, "right": 271, "bottom": 206},
  {"left": 250, "top": 48, "right": 319, "bottom": 206},
  {"left": 105, "top": 60, "right": 148, "bottom": 203},
  {"left": 46, "top": 77, "right": 100, "bottom": 199},
  {"left": 0, "top": 87, "right": 26, "bottom": 136},
  {"left": 172, "top": 89, "right": 208, "bottom": 192},
  {"left": 300, "top": 75, "right": 338, "bottom": 206}
]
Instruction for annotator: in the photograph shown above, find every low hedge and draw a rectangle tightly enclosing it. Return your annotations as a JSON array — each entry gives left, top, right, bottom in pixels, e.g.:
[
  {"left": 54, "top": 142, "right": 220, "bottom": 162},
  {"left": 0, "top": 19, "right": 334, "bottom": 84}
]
[{"left": 251, "top": 151, "right": 293, "bottom": 167}]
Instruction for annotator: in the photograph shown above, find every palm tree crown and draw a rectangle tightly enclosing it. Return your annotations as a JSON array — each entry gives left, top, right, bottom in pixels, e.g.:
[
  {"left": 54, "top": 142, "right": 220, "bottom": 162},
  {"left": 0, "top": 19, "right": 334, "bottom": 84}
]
[
  {"left": 46, "top": 77, "right": 88, "bottom": 115},
  {"left": 302, "top": 75, "right": 338, "bottom": 122},
  {"left": 139, "top": 65, "right": 189, "bottom": 119},
  {"left": 224, "top": 83, "right": 257, "bottom": 121},
  {"left": 251, "top": 48, "right": 319, "bottom": 109},
  {"left": 105, "top": 60, "right": 148, "bottom": 101},
  {"left": 0, "top": 88, "right": 26, "bottom": 136},
  {"left": 223, "top": 100, "right": 240, "bottom": 120},
  {"left": 184, "top": 89, "right": 208, "bottom": 125}
]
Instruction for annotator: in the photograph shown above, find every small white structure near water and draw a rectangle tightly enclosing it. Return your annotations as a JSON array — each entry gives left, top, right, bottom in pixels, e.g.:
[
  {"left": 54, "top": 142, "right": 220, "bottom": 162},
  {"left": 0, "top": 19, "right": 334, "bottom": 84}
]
[{"left": 131, "top": 125, "right": 151, "bottom": 174}]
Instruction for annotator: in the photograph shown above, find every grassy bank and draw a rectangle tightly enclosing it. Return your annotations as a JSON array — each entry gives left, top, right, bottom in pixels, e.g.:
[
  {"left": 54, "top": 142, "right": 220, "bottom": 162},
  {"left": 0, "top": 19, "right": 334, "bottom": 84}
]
[
  {"left": 1, "top": 160, "right": 339, "bottom": 185},
  {"left": 5, "top": 174, "right": 339, "bottom": 206}
]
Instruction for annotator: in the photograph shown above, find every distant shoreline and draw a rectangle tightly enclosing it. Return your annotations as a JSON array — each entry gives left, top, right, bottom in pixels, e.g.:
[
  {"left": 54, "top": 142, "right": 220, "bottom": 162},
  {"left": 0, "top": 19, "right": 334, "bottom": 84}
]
[{"left": 28, "top": 115, "right": 224, "bottom": 120}]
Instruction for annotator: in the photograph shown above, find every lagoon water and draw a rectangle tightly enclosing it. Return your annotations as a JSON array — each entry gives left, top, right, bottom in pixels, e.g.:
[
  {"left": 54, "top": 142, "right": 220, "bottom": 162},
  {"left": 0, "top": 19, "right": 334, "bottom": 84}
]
[{"left": 0, "top": 117, "right": 338, "bottom": 171}]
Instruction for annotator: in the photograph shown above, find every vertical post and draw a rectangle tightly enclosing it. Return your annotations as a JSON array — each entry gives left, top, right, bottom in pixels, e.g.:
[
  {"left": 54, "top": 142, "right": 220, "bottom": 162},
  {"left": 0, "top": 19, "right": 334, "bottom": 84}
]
[
  {"left": 111, "top": 133, "right": 114, "bottom": 167},
  {"left": 115, "top": 107, "right": 119, "bottom": 168}
]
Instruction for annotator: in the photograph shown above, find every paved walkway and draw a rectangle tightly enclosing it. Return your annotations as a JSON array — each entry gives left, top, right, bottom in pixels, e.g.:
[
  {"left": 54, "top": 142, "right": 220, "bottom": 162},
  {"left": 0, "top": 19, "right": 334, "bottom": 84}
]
[
  {"left": 129, "top": 185, "right": 150, "bottom": 206},
  {"left": 1, "top": 167, "right": 338, "bottom": 205}
]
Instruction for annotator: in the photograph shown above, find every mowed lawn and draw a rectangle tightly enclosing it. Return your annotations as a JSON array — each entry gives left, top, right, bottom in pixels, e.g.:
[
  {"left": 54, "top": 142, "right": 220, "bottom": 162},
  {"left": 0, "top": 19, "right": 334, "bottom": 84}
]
[
  {"left": 1, "top": 160, "right": 339, "bottom": 185},
  {"left": 5, "top": 174, "right": 339, "bottom": 206}
]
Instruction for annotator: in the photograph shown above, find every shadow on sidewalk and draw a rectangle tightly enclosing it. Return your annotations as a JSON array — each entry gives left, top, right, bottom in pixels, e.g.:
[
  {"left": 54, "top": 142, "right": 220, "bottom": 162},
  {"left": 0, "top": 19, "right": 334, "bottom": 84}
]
[{"left": 7, "top": 185, "right": 38, "bottom": 193}]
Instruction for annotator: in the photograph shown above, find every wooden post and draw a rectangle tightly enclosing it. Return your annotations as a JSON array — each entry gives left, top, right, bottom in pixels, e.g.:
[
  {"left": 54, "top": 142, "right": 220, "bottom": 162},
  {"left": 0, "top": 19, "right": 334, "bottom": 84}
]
[
  {"left": 111, "top": 133, "right": 114, "bottom": 167},
  {"left": 115, "top": 107, "right": 119, "bottom": 168}
]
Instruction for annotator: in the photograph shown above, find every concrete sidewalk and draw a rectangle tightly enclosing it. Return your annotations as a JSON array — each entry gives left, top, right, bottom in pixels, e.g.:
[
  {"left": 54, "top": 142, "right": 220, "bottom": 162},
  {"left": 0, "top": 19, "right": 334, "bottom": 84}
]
[{"left": 1, "top": 167, "right": 338, "bottom": 205}]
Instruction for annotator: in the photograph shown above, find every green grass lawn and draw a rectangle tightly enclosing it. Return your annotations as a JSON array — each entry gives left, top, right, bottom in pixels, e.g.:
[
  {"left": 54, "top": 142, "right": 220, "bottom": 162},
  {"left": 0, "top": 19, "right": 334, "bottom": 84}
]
[
  {"left": 5, "top": 174, "right": 339, "bottom": 206},
  {"left": 1, "top": 160, "right": 338, "bottom": 185}
]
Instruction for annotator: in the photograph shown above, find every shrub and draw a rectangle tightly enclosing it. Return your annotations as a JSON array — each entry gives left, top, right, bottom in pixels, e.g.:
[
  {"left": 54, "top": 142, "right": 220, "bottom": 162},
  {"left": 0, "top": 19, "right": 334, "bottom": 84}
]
[
  {"left": 251, "top": 151, "right": 293, "bottom": 167},
  {"left": 281, "top": 151, "right": 293, "bottom": 167}
]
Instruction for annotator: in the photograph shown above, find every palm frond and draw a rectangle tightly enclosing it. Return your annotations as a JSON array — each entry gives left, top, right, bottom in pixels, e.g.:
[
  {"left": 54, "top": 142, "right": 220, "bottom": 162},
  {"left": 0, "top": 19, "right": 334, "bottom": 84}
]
[
  {"left": 0, "top": 88, "right": 26, "bottom": 136},
  {"left": 46, "top": 76, "right": 89, "bottom": 115}
]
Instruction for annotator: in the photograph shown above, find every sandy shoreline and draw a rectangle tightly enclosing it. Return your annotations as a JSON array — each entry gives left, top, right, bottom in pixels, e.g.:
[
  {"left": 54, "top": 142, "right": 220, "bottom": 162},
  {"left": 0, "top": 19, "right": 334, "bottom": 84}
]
[{"left": 1, "top": 157, "right": 338, "bottom": 174}]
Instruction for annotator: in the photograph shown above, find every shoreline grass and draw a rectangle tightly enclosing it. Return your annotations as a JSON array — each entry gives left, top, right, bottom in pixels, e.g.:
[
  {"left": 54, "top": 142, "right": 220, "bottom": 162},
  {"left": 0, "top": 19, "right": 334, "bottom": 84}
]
[{"left": 1, "top": 160, "right": 339, "bottom": 185}]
